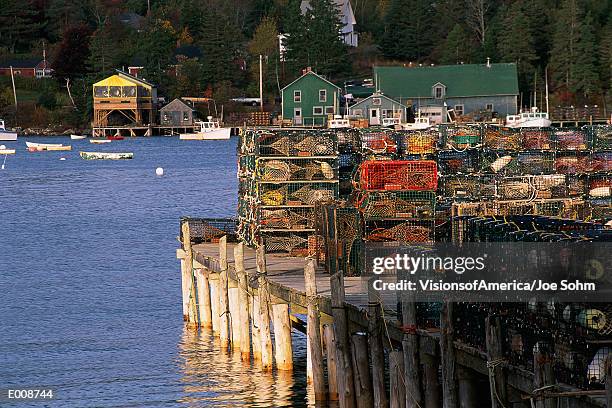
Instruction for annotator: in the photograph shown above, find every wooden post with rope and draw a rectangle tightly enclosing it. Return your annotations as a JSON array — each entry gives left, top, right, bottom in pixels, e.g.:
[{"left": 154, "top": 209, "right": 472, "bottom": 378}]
[
  {"left": 367, "top": 277, "right": 387, "bottom": 407},
  {"left": 350, "top": 332, "right": 373, "bottom": 408},
  {"left": 389, "top": 350, "right": 406, "bottom": 408},
  {"left": 234, "top": 243, "right": 250, "bottom": 361},
  {"left": 218, "top": 236, "right": 230, "bottom": 348},
  {"left": 305, "top": 258, "right": 325, "bottom": 400},
  {"left": 256, "top": 245, "right": 274, "bottom": 371},
  {"left": 402, "top": 289, "right": 422, "bottom": 407},
  {"left": 486, "top": 315, "right": 508, "bottom": 408},
  {"left": 323, "top": 324, "right": 339, "bottom": 401},
  {"left": 440, "top": 301, "right": 458, "bottom": 408},
  {"left": 272, "top": 302, "right": 293, "bottom": 370},
  {"left": 195, "top": 268, "right": 212, "bottom": 328},
  {"left": 533, "top": 342, "right": 556, "bottom": 408},
  {"left": 181, "top": 220, "right": 198, "bottom": 327}
]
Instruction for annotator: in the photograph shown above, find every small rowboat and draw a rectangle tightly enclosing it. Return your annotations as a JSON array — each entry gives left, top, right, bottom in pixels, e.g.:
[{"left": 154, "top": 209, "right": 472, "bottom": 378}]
[
  {"left": 107, "top": 135, "right": 125, "bottom": 141},
  {"left": 26, "top": 142, "right": 72, "bottom": 152},
  {"left": 26, "top": 141, "right": 62, "bottom": 149},
  {"left": 0, "top": 148, "right": 16, "bottom": 154},
  {"left": 90, "top": 139, "right": 112, "bottom": 144},
  {"left": 71, "top": 134, "right": 87, "bottom": 140},
  {"left": 80, "top": 151, "right": 134, "bottom": 160}
]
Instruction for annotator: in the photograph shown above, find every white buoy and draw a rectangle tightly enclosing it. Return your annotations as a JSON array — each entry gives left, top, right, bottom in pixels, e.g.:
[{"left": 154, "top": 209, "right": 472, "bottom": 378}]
[
  {"left": 60, "top": 157, "right": 66, "bottom": 161},
  {"left": 156, "top": 167, "right": 164, "bottom": 176}
]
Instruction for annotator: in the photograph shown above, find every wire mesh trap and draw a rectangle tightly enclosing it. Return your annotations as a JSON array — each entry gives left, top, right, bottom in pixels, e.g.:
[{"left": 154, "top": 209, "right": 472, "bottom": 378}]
[
  {"left": 441, "top": 124, "right": 482, "bottom": 149},
  {"left": 521, "top": 128, "right": 555, "bottom": 150},
  {"left": 555, "top": 128, "right": 589, "bottom": 150},
  {"left": 258, "top": 158, "right": 338, "bottom": 181},
  {"left": 438, "top": 150, "right": 479, "bottom": 174},
  {"left": 358, "top": 160, "right": 438, "bottom": 191},
  {"left": 357, "top": 191, "right": 436, "bottom": 220},
  {"left": 359, "top": 129, "right": 398, "bottom": 154},
  {"left": 259, "top": 207, "right": 315, "bottom": 230},
  {"left": 397, "top": 129, "right": 439, "bottom": 155},
  {"left": 256, "top": 129, "right": 337, "bottom": 156},
  {"left": 483, "top": 126, "right": 522, "bottom": 150},
  {"left": 364, "top": 219, "right": 435, "bottom": 243}
]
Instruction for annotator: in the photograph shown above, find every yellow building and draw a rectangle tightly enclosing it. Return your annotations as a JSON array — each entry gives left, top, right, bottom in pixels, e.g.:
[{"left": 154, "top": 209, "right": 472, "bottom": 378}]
[{"left": 92, "top": 70, "right": 158, "bottom": 128}]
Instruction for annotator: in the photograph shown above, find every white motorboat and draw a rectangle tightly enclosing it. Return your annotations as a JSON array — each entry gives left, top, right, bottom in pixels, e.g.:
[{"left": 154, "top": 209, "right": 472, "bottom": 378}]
[
  {"left": 90, "top": 139, "right": 111, "bottom": 144},
  {"left": 506, "top": 108, "right": 551, "bottom": 128},
  {"left": 71, "top": 134, "right": 87, "bottom": 140},
  {"left": 0, "top": 119, "right": 17, "bottom": 141},
  {"left": 328, "top": 116, "right": 351, "bottom": 129},
  {"left": 180, "top": 117, "right": 231, "bottom": 140},
  {"left": 26, "top": 141, "right": 63, "bottom": 149},
  {"left": 382, "top": 117, "right": 401, "bottom": 128},
  {"left": 401, "top": 116, "right": 431, "bottom": 130},
  {"left": 80, "top": 151, "right": 133, "bottom": 160}
]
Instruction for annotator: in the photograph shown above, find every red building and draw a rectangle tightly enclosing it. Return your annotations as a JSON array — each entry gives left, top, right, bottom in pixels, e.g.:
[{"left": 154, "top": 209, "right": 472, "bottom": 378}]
[{"left": 0, "top": 59, "right": 53, "bottom": 79}]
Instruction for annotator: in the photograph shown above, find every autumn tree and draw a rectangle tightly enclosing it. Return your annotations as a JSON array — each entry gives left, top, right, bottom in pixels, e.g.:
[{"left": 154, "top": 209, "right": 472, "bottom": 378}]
[
  {"left": 248, "top": 17, "right": 279, "bottom": 99},
  {"left": 51, "top": 23, "right": 93, "bottom": 80}
]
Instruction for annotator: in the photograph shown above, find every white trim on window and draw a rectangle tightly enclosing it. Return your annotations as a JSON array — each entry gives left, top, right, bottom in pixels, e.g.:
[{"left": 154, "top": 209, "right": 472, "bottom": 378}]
[
  {"left": 319, "top": 89, "right": 327, "bottom": 103},
  {"left": 353, "top": 108, "right": 363, "bottom": 116},
  {"left": 486, "top": 103, "right": 494, "bottom": 111},
  {"left": 313, "top": 106, "right": 324, "bottom": 115},
  {"left": 325, "top": 106, "right": 334, "bottom": 114},
  {"left": 294, "top": 90, "right": 301, "bottom": 103},
  {"left": 372, "top": 97, "right": 382, "bottom": 105},
  {"left": 454, "top": 104, "right": 464, "bottom": 116}
]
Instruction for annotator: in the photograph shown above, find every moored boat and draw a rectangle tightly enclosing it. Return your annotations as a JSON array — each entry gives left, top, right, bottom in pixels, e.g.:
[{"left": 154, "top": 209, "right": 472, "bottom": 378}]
[
  {"left": 506, "top": 108, "right": 551, "bottom": 128},
  {"left": 0, "top": 146, "right": 16, "bottom": 154},
  {"left": 26, "top": 142, "right": 71, "bottom": 151},
  {"left": 180, "top": 117, "right": 231, "bottom": 140},
  {"left": 71, "top": 134, "right": 87, "bottom": 140},
  {"left": 0, "top": 119, "right": 17, "bottom": 141},
  {"left": 25, "top": 141, "right": 62, "bottom": 149},
  {"left": 400, "top": 116, "right": 431, "bottom": 130},
  {"left": 328, "top": 116, "right": 351, "bottom": 129},
  {"left": 90, "top": 139, "right": 112, "bottom": 144},
  {"left": 107, "top": 135, "right": 125, "bottom": 141},
  {"left": 80, "top": 151, "right": 134, "bottom": 160}
]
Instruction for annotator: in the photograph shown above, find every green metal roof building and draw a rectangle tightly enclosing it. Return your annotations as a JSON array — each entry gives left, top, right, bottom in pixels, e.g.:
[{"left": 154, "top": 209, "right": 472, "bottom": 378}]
[
  {"left": 373, "top": 63, "right": 519, "bottom": 122},
  {"left": 281, "top": 70, "right": 342, "bottom": 126}
]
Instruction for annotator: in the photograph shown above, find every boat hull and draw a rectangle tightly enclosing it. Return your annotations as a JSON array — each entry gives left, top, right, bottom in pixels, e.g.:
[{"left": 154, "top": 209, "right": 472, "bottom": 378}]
[
  {"left": 179, "top": 128, "right": 231, "bottom": 140},
  {"left": 507, "top": 118, "right": 552, "bottom": 128},
  {"left": 0, "top": 131, "right": 17, "bottom": 141},
  {"left": 25, "top": 141, "right": 63, "bottom": 149},
  {"left": 71, "top": 135, "right": 87, "bottom": 140},
  {"left": 80, "top": 151, "right": 134, "bottom": 160},
  {"left": 90, "top": 139, "right": 112, "bottom": 144},
  {"left": 0, "top": 149, "right": 16, "bottom": 154}
]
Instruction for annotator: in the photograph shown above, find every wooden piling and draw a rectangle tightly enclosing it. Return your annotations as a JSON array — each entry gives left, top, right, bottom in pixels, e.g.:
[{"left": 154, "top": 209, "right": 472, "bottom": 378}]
[
  {"left": 401, "top": 290, "right": 422, "bottom": 407},
  {"left": 209, "top": 276, "right": 220, "bottom": 334},
  {"left": 423, "top": 353, "right": 442, "bottom": 408},
  {"left": 305, "top": 259, "right": 325, "bottom": 401},
  {"left": 351, "top": 333, "right": 373, "bottom": 408},
  {"left": 324, "top": 324, "right": 339, "bottom": 401},
  {"left": 180, "top": 259, "right": 189, "bottom": 320},
  {"left": 228, "top": 285, "right": 241, "bottom": 347},
  {"left": 533, "top": 342, "right": 555, "bottom": 408},
  {"left": 457, "top": 365, "right": 479, "bottom": 407},
  {"left": 330, "top": 268, "right": 356, "bottom": 408},
  {"left": 485, "top": 315, "right": 507, "bottom": 408},
  {"left": 367, "top": 278, "right": 387, "bottom": 408},
  {"left": 256, "top": 246, "right": 273, "bottom": 371},
  {"left": 272, "top": 302, "right": 293, "bottom": 370},
  {"left": 605, "top": 356, "right": 612, "bottom": 408},
  {"left": 181, "top": 221, "right": 198, "bottom": 326},
  {"left": 218, "top": 236, "right": 230, "bottom": 348},
  {"left": 389, "top": 351, "right": 406, "bottom": 408},
  {"left": 234, "top": 243, "right": 250, "bottom": 361},
  {"left": 195, "top": 268, "right": 212, "bottom": 328},
  {"left": 440, "top": 301, "right": 458, "bottom": 408},
  {"left": 251, "top": 294, "right": 262, "bottom": 361}
]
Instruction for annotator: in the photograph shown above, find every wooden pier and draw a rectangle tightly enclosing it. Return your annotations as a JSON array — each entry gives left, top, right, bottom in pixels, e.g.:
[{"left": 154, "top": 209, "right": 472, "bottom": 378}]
[{"left": 177, "top": 221, "right": 611, "bottom": 407}]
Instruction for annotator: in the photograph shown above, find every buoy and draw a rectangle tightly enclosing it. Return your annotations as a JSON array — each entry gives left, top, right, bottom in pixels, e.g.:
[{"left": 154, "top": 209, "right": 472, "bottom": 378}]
[
  {"left": 60, "top": 157, "right": 66, "bottom": 161},
  {"left": 0, "top": 145, "right": 5, "bottom": 149},
  {"left": 156, "top": 167, "right": 164, "bottom": 176}
]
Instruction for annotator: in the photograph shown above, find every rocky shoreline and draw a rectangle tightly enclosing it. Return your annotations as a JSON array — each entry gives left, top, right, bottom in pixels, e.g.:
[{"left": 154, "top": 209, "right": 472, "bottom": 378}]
[{"left": 18, "top": 127, "right": 90, "bottom": 136}]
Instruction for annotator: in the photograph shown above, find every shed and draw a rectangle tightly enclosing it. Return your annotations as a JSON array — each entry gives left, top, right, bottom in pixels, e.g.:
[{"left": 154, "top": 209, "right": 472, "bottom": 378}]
[
  {"left": 160, "top": 98, "right": 195, "bottom": 126},
  {"left": 348, "top": 93, "right": 407, "bottom": 125}
]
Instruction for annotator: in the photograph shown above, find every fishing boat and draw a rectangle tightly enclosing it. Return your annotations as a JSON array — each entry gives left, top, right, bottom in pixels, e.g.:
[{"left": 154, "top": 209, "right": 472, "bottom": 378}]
[
  {"left": 506, "top": 108, "right": 551, "bottom": 128},
  {"left": 90, "top": 139, "right": 112, "bottom": 144},
  {"left": 107, "top": 135, "right": 125, "bottom": 141},
  {"left": 179, "top": 117, "right": 231, "bottom": 140},
  {"left": 71, "top": 134, "right": 87, "bottom": 140},
  {"left": 401, "top": 116, "right": 431, "bottom": 130},
  {"left": 328, "top": 116, "right": 351, "bottom": 129},
  {"left": 80, "top": 151, "right": 134, "bottom": 160},
  {"left": 0, "top": 119, "right": 17, "bottom": 141}
]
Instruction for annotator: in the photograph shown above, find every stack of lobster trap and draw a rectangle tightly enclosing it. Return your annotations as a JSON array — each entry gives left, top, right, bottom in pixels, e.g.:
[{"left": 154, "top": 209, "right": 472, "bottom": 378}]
[{"left": 237, "top": 128, "right": 339, "bottom": 255}]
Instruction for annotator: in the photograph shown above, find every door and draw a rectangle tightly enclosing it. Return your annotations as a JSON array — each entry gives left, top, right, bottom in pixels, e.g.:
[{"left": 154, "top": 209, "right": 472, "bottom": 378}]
[
  {"left": 294, "top": 108, "right": 302, "bottom": 125},
  {"left": 369, "top": 108, "right": 380, "bottom": 125}
]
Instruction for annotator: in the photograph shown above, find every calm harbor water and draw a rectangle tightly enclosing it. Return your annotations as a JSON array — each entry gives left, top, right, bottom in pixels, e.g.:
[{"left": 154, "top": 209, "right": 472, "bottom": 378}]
[{"left": 0, "top": 136, "right": 309, "bottom": 407}]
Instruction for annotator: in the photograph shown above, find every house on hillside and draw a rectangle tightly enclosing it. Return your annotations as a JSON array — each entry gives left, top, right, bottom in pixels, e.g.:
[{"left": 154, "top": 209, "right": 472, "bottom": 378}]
[
  {"left": 92, "top": 70, "right": 158, "bottom": 128},
  {"left": 281, "top": 68, "right": 341, "bottom": 126},
  {"left": 160, "top": 98, "right": 195, "bottom": 126},
  {"left": 301, "top": 0, "right": 358, "bottom": 47},
  {"left": 0, "top": 58, "right": 53, "bottom": 79},
  {"left": 373, "top": 63, "right": 519, "bottom": 123},
  {"left": 348, "top": 93, "right": 408, "bottom": 126}
]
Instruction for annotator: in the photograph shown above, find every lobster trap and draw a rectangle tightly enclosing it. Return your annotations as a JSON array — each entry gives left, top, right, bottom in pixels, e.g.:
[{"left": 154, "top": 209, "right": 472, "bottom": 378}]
[
  {"left": 439, "top": 175, "right": 481, "bottom": 200},
  {"left": 592, "top": 125, "right": 612, "bottom": 149},
  {"left": 357, "top": 191, "right": 436, "bottom": 220},
  {"left": 520, "top": 128, "right": 555, "bottom": 150},
  {"left": 259, "top": 182, "right": 338, "bottom": 206},
  {"left": 259, "top": 207, "right": 316, "bottom": 230},
  {"left": 440, "top": 124, "right": 482, "bottom": 149},
  {"left": 587, "top": 198, "right": 612, "bottom": 222},
  {"left": 508, "top": 151, "right": 555, "bottom": 175},
  {"left": 492, "top": 198, "right": 583, "bottom": 218},
  {"left": 555, "top": 128, "right": 589, "bottom": 150},
  {"left": 255, "top": 129, "right": 337, "bottom": 156},
  {"left": 261, "top": 231, "right": 310, "bottom": 255},
  {"left": 364, "top": 219, "right": 435, "bottom": 243},
  {"left": 483, "top": 126, "right": 522, "bottom": 150},
  {"left": 587, "top": 175, "right": 611, "bottom": 198},
  {"left": 396, "top": 129, "right": 439, "bottom": 155},
  {"left": 554, "top": 152, "right": 592, "bottom": 174},
  {"left": 358, "top": 160, "right": 438, "bottom": 191},
  {"left": 180, "top": 217, "right": 238, "bottom": 244},
  {"left": 359, "top": 129, "right": 398, "bottom": 155},
  {"left": 590, "top": 151, "right": 612, "bottom": 173},
  {"left": 257, "top": 157, "right": 338, "bottom": 181},
  {"left": 437, "top": 150, "right": 480, "bottom": 174}
]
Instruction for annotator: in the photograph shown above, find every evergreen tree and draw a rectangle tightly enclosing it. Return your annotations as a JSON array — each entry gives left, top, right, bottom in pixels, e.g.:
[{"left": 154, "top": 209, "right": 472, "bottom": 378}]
[
  {"left": 599, "top": 15, "right": 612, "bottom": 90},
  {"left": 87, "top": 24, "right": 122, "bottom": 75},
  {"left": 381, "top": 0, "right": 434, "bottom": 61},
  {"left": 549, "top": 0, "right": 581, "bottom": 92},
  {"left": 282, "top": 0, "right": 308, "bottom": 73},
  {"left": 0, "top": 0, "right": 42, "bottom": 52},
  {"left": 439, "top": 24, "right": 473, "bottom": 64},
  {"left": 137, "top": 19, "right": 177, "bottom": 85},
  {"left": 574, "top": 12, "right": 599, "bottom": 97},
  {"left": 497, "top": 2, "right": 537, "bottom": 82}
]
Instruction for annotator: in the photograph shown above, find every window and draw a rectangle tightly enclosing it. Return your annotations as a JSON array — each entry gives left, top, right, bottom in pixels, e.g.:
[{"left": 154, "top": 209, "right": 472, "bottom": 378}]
[
  {"left": 434, "top": 87, "right": 444, "bottom": 99},
  {"left": 372, "top": 97, "right": 382, "bottom": 105},
  {"left": 313, "top": 106, "right": 324, "bottom": 115},
  {"left": 454, "top": 104, "right": 464, "bottom": 116},
  {"left": 294, "top": 90, "right": 301, "bottom": 103},
  {"left": 183, "top": 112, "right": 189, "bottom": 121},
  {"left": 486, "top": 103, "right": 494, "bottom": 111},
  {"left": 325, "top": 106, "right": 334, "bottom": 114},
  {"left": 353, "top": 109, "right": 363, "bottom": 117},
  {"left": 383, "top": 110, "right": 395, "bottom": 118},
  {"left": 163, "top": 113, "right": 170, "bottom": 121},
  {"left": 319, "top": 90, "right": 327, "bottom": 102},
  {"left": 294, "top": 108, "right": 302, "bottom": 117}
]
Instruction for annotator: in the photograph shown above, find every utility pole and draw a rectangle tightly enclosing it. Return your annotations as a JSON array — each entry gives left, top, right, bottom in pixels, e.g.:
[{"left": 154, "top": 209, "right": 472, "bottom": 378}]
[
  {"left": 259, "top": 55, "right": 264, "bottom": 112},
  {"left": 10, "top": 66, "right": 17, "bottom": 110}
]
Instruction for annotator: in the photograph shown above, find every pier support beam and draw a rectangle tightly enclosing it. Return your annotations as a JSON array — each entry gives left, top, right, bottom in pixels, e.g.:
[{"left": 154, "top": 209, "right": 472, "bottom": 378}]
[
  {"left": 234, "top": 243, "right": 251, "bottom": 361},
  {"left": 180, "top": 258, "right": 189, "bottom": 320},
  {"left": 441, "top": 301, "right": 458, "bottom": 408},
  {"left": 209, "top": 275, "right": 220, "bottom": 334},
  {"left": 272, "top": 302, "right": 293, "bottom": 371},
  {"left": 457, "top": 365, "right": 479, "bottom": 408},
  {"left": 423, "top": 353, "right": 442, "bottom": 408},
  {"left": 351, "top": 333, "right": 373, "bottom": 408},
  {"left": 218, "top": 236, "right": 230, "bottom": 349},
  {"left": 367, "top": 278, "right": 387, "bottom": 408},
  {"left": 389, "top": 351, "right": 406, "bottom": 408},
  {"left": 402, "top": 289, "right": 422, "bottom": 408},
  {"left": 256, "top": 246, "right": 274, "bottom": 371},
  {"left": 486, "top": 315, "right": 508, "bottom": 408},
  {"left": 323, "top": 324, "right": 339, "bottom": 401},
  {"left": 533, "top": 342, "right": 556, "bottom": 408},
  {"left": 181, "top": 221, "right": 197, "bottom": 327},
  {"left": 196, "top": 268, "right": 212, "bottom": 328},
  {"left": 251, "top": 294, "right": 262, "bottom": 362},
  {"left": 229, "top": 284, "right": 241, "bottom": 348},
  {"left": 305, "top": 259, "right": 325, "bottom": 401}
]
